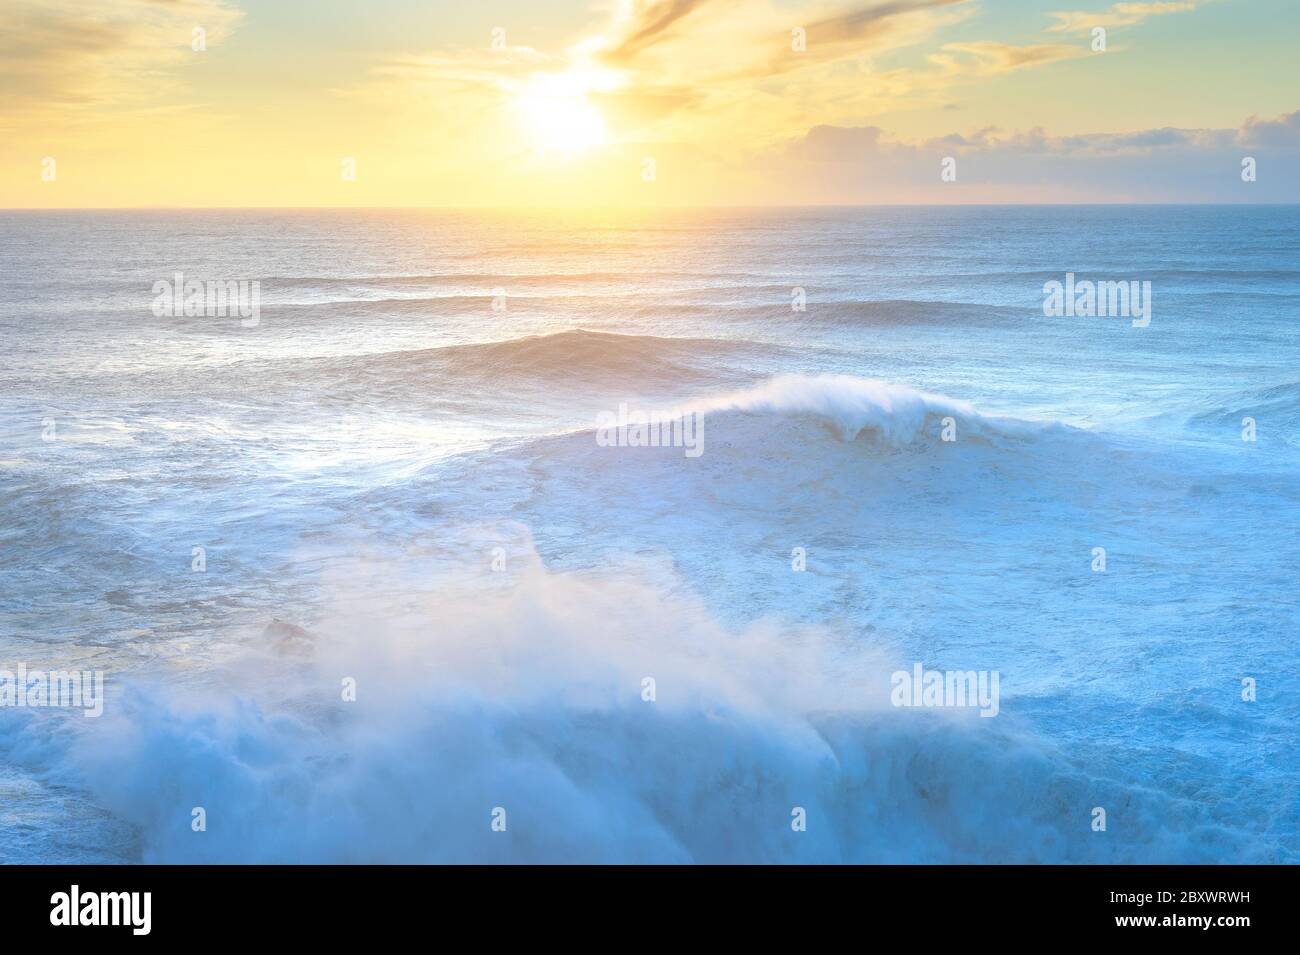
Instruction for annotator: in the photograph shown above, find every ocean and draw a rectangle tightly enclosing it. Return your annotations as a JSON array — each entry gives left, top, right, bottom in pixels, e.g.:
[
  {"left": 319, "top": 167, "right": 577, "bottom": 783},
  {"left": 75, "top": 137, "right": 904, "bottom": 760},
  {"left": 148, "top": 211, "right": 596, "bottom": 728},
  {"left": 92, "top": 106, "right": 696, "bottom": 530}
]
[{"left": 0, "top": 205, "right": 1296, "bottom": 863}]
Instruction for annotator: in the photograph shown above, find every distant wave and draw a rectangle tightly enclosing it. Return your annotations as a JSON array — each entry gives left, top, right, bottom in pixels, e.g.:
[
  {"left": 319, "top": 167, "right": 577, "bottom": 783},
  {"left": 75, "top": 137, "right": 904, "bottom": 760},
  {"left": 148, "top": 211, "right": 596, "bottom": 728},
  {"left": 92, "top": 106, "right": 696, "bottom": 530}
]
[
  {"left": 261, "top": 295, "right": 1026, "bottom": 329},
  {"left": 336, "top": 329, "right": 772, "bottom": 386},
  {"left": 57, "top": 293, "right": 1034, "bottom": 328},
  {"left": 256, "top": 287, "right": 804, "bottom": 317},
  {"left": 643, "top": 299, "right": 1029, "bottom": 326},
  {"left": 260, "top": 271, "right": 785, "bottom": 288},
  {"left": 789, "top": 299, "right": 1028, "bottom": 327},
  {"left": 925, "top": 268, "right": 1300, "bottom": 284},
  {"left": 1184, "top": 379, "right": 1300, "bottom": 434}
]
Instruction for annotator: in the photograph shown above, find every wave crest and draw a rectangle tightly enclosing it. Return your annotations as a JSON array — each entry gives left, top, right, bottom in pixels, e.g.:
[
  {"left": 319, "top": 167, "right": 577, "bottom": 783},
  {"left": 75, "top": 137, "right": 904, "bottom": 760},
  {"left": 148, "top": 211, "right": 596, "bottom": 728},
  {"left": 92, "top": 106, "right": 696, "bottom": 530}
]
[{"left": 691, "top": 374, "right": 1053, "bottom": 447}]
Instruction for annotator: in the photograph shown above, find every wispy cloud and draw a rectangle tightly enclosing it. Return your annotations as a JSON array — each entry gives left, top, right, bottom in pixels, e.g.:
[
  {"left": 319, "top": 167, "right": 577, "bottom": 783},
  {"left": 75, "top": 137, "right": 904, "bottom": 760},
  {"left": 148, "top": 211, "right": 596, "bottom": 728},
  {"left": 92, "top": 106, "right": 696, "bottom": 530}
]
[
  {"left": 354, "top": 0, "right": 985, "bottom": 144},
  {"left": 369, "top": 46, "right": 555, "bottom": 95},
  {"left": 601, "top": 0, "right": 715, "bottom": 63},
  {"left": 1047, "top": 1, "right": 1203, "bottom": 33},
  {"left": 803, "top": 0, "right": 968, "bottom": 46},
  {"left": 746, "top": 0, "right": 974, "bottom": 80},
  {"left": 0, "top": 0, "right": 244, "bottom": 119},
  {"left": 927, "top": 40, "right": 1086, "bottom": 74}
]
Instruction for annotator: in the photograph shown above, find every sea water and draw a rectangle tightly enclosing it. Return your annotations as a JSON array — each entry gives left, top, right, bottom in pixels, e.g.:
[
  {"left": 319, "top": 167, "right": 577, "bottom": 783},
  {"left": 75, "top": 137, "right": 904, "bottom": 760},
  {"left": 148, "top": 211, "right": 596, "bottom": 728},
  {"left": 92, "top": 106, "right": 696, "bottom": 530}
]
[{"left": 0, "top": 206, "right": 1296, "bottom": 862}]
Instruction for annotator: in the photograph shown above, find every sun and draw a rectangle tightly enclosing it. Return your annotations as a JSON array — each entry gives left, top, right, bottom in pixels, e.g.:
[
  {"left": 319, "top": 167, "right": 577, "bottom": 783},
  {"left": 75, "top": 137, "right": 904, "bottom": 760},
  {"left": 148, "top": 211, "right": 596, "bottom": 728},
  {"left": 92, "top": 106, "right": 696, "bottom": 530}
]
[{"left": 516, "top": 69, "right": 612, "bottom": 157}]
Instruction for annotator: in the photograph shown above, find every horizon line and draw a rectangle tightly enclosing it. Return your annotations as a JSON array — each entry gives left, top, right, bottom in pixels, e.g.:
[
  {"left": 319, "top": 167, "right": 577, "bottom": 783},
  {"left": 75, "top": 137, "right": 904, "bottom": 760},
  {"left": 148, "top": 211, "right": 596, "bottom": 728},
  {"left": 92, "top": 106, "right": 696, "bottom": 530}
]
[{"left": 4, "top": 202, "right": 1299, "bottom": 212}]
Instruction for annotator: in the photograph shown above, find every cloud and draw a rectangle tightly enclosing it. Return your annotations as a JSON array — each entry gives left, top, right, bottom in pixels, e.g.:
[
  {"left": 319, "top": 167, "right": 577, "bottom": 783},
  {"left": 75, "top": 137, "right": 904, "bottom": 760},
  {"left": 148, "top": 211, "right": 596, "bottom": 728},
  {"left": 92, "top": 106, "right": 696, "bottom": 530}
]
[
  {"left": 749, "top": 0, "right": 975, "bottom": 80},
  {"left": 602, "top": 0, "right": 715, "bottom": 63},
  {"left": 788, "top": 124, "right": 897, "bottom": 161},
  {"left": 0, "top": 0, "right": 244, "bottom": 120},
  {"left": 344, "top": 0, "right": 1108, "bottom": 155},
  {"left": 859, "top": 39, "right": 1085, "bottom": 107},
  {"left": 1239, "top": 109, "right": 1300, "bottom": 147},
  {"left": 804, "top": 0, "right": 968, "bottom": 44},
  {"left": 1047, "top": 1, "right": 1202, "bottom": 33},
  {"left": 927, "top": 40, "right": 1086, "bottom": 74},
  {"left": 590, "top": 0, "right": 978, "bottom": 84},
  {"left": 368, "top": 46, "right": 555, "bottom": 96},
  {"left": 774, "top": 107, "right": 1300, "bottom": 202},
  {"left": 352, "top": 0, "right": 985, "bottom": 147}
]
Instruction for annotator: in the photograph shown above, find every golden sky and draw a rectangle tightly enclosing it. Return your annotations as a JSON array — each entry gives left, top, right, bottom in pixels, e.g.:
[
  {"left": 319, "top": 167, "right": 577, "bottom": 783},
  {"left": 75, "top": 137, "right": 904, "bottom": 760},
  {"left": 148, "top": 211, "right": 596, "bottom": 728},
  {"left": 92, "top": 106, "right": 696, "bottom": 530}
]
[{"left": 3, "top": 0, "right": 1298, "bottom": 206}]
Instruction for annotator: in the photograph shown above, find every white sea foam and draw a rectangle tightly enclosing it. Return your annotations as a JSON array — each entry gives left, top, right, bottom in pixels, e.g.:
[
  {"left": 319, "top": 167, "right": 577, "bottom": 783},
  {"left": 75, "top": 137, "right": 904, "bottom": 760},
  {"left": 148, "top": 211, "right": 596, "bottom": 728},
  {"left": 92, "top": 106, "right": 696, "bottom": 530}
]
[
  {"left": 0, "top": 544, "right": 1269, "bottom": 863},
  {"left": 689, "top": 373, "right": 1051, "bottom": 445}
]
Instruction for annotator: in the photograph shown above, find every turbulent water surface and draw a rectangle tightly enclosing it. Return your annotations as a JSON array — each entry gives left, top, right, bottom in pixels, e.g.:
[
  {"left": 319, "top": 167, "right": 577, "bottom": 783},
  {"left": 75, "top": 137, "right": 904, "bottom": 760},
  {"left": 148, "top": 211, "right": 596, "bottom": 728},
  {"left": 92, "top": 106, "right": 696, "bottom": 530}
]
[{"left": 1, "top": 206, "right": 1297, "bottom": 863}]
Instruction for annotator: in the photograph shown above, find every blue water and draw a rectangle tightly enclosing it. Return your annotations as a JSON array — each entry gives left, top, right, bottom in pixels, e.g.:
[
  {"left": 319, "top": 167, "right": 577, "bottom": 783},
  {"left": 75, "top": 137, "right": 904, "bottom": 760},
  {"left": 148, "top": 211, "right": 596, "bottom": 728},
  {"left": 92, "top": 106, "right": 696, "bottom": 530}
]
[{"left": 1, "top": 206, "right": 1297, "bottom": 862}]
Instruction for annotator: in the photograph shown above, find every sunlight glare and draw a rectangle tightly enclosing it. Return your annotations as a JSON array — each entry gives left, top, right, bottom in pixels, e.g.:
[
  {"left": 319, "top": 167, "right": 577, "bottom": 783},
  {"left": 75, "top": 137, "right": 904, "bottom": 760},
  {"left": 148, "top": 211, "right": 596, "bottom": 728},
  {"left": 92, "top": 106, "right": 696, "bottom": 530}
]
[{"left": 517, "top": 69, "right": 612, "bottom": 157}]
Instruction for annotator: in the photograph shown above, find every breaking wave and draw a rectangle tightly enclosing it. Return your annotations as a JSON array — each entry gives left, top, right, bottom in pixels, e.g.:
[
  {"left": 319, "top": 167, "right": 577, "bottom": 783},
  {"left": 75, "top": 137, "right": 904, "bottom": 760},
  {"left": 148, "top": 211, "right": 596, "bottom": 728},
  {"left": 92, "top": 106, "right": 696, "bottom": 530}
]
[
  {"left": 688, "top": 374, "right": 1058, "bottom": 447},
  {"left": 0, "top": 546, "right": 1265, "bottom": 863}
]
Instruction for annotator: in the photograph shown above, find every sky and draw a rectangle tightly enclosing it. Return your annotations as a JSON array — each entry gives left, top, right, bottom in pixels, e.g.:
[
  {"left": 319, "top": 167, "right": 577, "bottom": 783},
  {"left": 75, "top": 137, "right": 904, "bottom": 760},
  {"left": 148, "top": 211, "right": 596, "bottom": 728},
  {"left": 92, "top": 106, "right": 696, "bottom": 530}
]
[{"left": 2, "top": 0, "right": 1298, "bottom": 207}]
